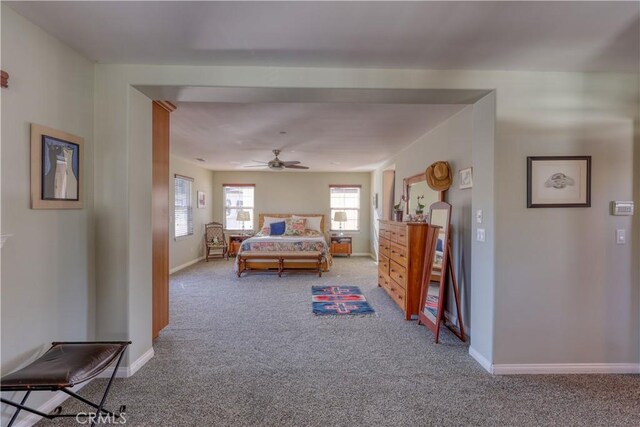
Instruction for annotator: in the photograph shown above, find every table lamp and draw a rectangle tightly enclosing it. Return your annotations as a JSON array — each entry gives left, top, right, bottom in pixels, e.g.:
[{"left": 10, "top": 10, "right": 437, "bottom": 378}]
[
  {"left": 333, "top": 211, "right": 348, "bottom": 236},
  {"left": 236, "top": 211, "right": 251, "bottom": 235}
]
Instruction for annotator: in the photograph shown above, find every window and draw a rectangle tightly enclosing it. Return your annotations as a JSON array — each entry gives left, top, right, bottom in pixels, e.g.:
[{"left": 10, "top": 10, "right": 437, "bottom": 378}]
[
  {"left": 174, "top": 175, "right": 194, "bottom": 238},
  {"left": 223, "top": 184, "right": 255, "bottom": 230},
  {"left": 330, "top": 185, "right": 361, "bottom": 231}
]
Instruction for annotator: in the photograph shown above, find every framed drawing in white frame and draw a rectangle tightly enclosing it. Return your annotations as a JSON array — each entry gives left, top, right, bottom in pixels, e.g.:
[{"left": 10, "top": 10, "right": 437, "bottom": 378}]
[
  {"left": 527, "top": 156, "right": 591, "bottom": 208},
  {"left": 459, "top": 167, "right": 473, "bottom": 189}
]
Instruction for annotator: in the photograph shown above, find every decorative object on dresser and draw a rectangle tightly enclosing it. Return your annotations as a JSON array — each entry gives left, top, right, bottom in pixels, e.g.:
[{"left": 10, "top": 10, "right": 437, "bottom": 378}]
[
  {"left": 333, "top": 211, "right": 348, "bottom": 236},
  {"left": 393, "top": 195, "right": 406, "bottom": 222},
  {"left": 417, "top": 202, "right": 465, "bottom": 343},
  {"left": 330, "top": 235, "right": 352, "bottom": 257},
  {"left": 378, "top": 220, "right": 440, "bottom": 320},
  {"left": 204, "top": 222, "right": 228, "bottom": 261},
  {"left": 228, "top": 234, "right": 252, "bottom": 256}
]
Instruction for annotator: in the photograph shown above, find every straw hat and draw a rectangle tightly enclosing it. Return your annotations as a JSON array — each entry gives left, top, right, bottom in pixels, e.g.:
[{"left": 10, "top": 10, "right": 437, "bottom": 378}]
[{"left": 426, "top": 161, "right": 452, "bottom": 191}]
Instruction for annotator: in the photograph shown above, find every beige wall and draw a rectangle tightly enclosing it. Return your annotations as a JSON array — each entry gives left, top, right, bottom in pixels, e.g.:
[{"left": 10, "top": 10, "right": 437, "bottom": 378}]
[
  {"left": 1, "top": 4, "right": 95, "bottom": 422},
  {"left": 211, "top": 171, "right": 371, "bottom": 254},
  {"left": 169, "top": 156, "right": 215, "bottom": 270}
]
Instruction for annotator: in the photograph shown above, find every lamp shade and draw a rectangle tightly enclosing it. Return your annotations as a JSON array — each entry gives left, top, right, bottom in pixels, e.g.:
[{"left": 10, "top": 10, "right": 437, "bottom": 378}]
[
  {"left": 236, "top": 211, "right": 251, "bottom": 222},
  {"left": 333, "top": 211, "right": 348, "bottom": 222}
]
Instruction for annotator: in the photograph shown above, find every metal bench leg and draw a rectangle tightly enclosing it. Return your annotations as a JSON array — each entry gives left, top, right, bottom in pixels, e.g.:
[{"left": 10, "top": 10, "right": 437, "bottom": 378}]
[{"left": 3, "top": 390, "right": 32, "bottom": 427}]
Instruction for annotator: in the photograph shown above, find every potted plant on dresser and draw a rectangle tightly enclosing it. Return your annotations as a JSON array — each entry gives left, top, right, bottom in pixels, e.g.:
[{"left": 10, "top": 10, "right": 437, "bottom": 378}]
[{"left": 393, "top": 195, "right": 406, "bottom": 221}]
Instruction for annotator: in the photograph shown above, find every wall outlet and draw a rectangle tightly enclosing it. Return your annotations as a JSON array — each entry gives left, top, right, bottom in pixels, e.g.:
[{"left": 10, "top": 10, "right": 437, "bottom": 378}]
[
  {"left": 477, "top": 228, "right": 486, "bottom": 242},
  {"left": 616, "top": 229, "right": 626, "bottom": 244},
  {"left": 476, "top": 210, "right": 483, "bottom": 224}
]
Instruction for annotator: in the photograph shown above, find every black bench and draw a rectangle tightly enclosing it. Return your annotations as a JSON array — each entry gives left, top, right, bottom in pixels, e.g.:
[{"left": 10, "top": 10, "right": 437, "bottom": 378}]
[{"left": 1, "top": 341, "right": 130, "bottom": 427}]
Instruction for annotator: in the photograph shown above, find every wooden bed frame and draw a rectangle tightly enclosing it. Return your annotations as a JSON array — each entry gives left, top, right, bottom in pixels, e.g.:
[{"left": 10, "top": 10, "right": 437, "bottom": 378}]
[{"left": 240, "top": 213, "right": 332, "bottom": 272}]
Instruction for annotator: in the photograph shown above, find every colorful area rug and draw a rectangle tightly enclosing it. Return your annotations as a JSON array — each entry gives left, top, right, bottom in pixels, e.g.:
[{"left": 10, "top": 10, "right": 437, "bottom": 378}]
[{"left": 312, "top": 286, "right": 375, "bottom": 315}]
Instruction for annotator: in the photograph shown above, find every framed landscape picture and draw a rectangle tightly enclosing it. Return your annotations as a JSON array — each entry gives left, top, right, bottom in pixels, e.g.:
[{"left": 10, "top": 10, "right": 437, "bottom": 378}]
[
  {"left": 31, "top": 124, "right": 83, "bottom": 209},
  {"left": 527, "top": 156, "right": 591, "bottom": 208}
]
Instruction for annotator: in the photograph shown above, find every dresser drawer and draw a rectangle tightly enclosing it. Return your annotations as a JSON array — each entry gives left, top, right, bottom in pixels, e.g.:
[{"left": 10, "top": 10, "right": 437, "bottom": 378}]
[
  {"left": 389, "top": 260, "right": 407, "bottom": 289},
  {"left": 389, "top": 242, "right": 408, "bottom": 267},
  {"left": 396, "top": 226, "right": 408, "bottom": 245},
  {"left": 388, "top": 226, "right": 398, "bottom": 243},
  {"left": 386, "top": 278, "right": 406, "bottom": 309},
  {"left": 379, "top": 222, "right": 389, "bottom": 232},
  {"left": 379, "top": 238, "right": 391, "bottom": 258},
  {"left": 378, "top": 254, "right": 390, "bottom": 276},
  {"left": 378, "top": 271, "right": 390, "bottom": 288}
]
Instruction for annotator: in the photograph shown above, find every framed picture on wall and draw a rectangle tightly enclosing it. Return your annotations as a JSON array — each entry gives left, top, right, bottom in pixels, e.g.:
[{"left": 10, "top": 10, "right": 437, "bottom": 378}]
[
  {"left": 459, "top": 167, "right": 473, "bottom": 189},
  {"left": 527, "top": 156, "right": 591, "bottom": 208},
  {"left": 31, "top": 123, "right": 83, "bottom": 209},
  {"left": 197, "top": 191, "right": 206, "bottom": 208}
]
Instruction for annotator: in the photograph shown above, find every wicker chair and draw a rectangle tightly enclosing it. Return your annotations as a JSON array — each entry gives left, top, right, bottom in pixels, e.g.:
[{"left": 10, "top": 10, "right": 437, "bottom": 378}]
[{"left": 204, "top": 222, "right": 228, "bottom": 261}]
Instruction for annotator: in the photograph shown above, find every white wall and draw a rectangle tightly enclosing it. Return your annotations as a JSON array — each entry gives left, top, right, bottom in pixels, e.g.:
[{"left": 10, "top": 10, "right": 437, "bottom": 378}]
[
  {"left": 211, "top": 171, "right": 371, "bottom": 254},
  {"left": 1, "top": 4, "right": 95, "bottom": 421},
  {"left": 169, "top": 156, "right": 215, "bottom": 270}
]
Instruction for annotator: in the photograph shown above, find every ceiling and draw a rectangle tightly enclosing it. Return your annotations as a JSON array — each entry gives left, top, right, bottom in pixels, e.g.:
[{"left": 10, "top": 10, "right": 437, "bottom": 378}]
[
  {"left": 8, "top": 2, "right": 637, "bottom": 172},
  {"left": 171, "top": 102, "right": 466, "bottom": 172},
  {"left": 7, "top": 1, "right": 639, "bottom": 72}
]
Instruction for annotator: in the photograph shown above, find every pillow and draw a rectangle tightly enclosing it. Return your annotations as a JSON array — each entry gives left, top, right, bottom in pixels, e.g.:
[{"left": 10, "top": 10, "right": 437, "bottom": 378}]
[
  {"left": 262, "top": 216, "right": 284, "bottom": 227},
  {"left": 270, "top": 221, "right": 286, "bottom": 236},
  {"left": 284, "top": 218, "right": 306, "bottom": 236},
  {"left": 292, "top": 215, "right": 322, "bottom": 232},
  {"left": 258, "top": 225, "right": 271, "bottom": 236},
  {"left": 303, "top": 229, "right": 323, "bottom": 237}
]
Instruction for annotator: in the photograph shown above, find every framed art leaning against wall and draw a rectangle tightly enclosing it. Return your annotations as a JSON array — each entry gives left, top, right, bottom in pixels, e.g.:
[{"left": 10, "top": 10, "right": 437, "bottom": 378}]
[
  {"left": 31, "top": 123, "right": 84, "bottom": 209},
  {"left": 527, "top": 156, "right": 591, "bottom": 208}
]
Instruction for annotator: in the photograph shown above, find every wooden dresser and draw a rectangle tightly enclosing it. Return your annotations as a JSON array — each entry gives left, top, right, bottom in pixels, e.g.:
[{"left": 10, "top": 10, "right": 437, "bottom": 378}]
[{"left": 378, "top": 220, "right": 439, "bottom": 320}]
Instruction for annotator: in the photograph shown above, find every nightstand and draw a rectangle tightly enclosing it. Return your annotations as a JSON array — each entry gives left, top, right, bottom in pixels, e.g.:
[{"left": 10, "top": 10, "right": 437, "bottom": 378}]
[
  {"left": 330, "top": 235, "right": 352, "bottom": 257},
  {"left": 228, "top": 234, "right": 252, "bottom": 256}
]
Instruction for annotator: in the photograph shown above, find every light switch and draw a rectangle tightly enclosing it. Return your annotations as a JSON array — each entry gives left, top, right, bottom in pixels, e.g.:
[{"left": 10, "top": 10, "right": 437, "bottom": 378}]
[
  {"left": 616, "top": 229, "right": 626, "bottom": 244},
  {"left": 476, "top": 210, "right": 483, "bottom": 224},
  {"left": 477, "top": 228, "right": 486, "bottom": 242}
]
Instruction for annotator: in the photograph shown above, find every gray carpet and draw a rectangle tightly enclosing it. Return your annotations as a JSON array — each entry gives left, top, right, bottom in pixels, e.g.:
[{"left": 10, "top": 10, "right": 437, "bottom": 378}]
[{"left": 38, "top": 257, "right": 638, "bottom": 426}]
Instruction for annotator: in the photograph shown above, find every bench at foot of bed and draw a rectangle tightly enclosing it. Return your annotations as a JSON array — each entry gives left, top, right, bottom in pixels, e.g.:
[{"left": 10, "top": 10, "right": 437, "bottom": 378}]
[{"left": 237, "top": 251, "right": 323, "bottom": 277}]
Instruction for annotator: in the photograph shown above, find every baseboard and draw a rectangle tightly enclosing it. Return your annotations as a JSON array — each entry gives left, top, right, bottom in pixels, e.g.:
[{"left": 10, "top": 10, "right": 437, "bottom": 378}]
[
  {"left": 98, "top": 346, "right": 155, "bottom": 379},
  {"left": 169, "top": 256, "right": 203, "bottom": 274},
  {"left": 9, "top": 382, "right": 90, "bottom": 427},
  {"left": 492, "top": 363, "right": 640, "bottom": 375},
  {"left": 469, "top": 346, "right": 494, "bottom": 374}
]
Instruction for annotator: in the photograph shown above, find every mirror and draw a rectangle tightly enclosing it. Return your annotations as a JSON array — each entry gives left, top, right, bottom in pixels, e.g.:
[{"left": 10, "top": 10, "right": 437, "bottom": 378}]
[
  {"left": 417, "top": 201, "right": 465, "bottom": 343},
  {"left": 404, "top": 173, "right": 442, "bottom": 217}
]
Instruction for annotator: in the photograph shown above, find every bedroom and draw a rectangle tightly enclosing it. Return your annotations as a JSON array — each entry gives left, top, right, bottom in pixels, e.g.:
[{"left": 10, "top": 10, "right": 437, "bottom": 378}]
[{"left": 1, "top": 1, "right": 638, "bottom": 426}]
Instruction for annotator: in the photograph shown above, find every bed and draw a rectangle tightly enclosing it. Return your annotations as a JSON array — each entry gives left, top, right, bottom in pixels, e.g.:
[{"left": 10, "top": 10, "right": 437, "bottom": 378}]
[{"left": 233, "top": 214, "right": 333, "bottom": 274}]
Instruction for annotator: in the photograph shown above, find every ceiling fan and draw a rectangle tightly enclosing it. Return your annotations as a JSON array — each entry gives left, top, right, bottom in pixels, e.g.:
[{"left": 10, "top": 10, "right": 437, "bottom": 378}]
[{"left": 245, "top": 149, "right": 309, "bottom": 170}]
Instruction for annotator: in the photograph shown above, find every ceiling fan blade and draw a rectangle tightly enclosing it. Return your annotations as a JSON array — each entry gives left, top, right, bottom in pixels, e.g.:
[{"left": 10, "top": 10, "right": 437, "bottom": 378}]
[
  {"left": 244, "top": 164, "right": 269, "bottom": 168},
  {"left": 285, "top": 164, "right": 309, "bottom": 169},
  {"left": 281, "top": 161, "right": 301, "bottom": 166},
  {"left": 250, "top": 160, "right": 269, "bottom": 164}
]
